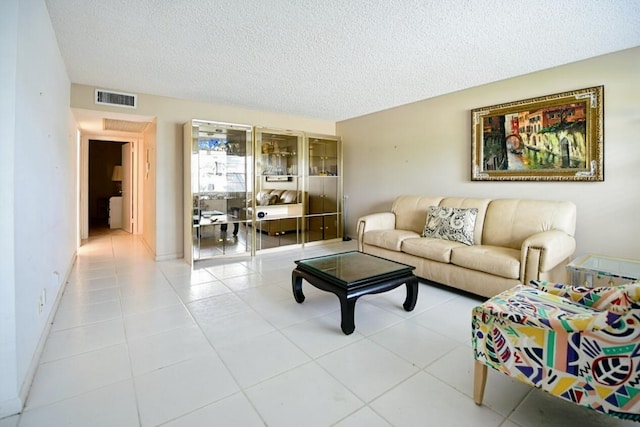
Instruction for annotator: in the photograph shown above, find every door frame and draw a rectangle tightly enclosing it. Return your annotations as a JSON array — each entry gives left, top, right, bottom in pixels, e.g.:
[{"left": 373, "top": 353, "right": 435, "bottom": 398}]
[
  {"left": 121, "top": 142, "right": 134, "bottom": 233},
  {"left": 80, "top": 133, "right": 142, "bottom": 240}
]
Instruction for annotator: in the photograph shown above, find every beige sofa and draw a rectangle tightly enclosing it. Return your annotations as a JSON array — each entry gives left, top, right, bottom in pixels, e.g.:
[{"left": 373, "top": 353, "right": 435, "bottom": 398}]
[
  {"left": 356, "top": 196, "right": 577, "bottom": 298},
  {"left": 253, "top": 189, "right": 300, "bottom": 236}
]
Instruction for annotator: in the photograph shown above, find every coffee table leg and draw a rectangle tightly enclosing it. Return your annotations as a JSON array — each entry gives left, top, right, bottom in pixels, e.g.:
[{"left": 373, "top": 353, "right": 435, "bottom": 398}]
[
  {"left": 339, "top": 296, "right": 357, "bottom": 335},
  {"left": 291, "top": 270, "right": 305, "bottom": 303},
  {"left": 403, "top": 277, "right": 418, "bottom": 311}
]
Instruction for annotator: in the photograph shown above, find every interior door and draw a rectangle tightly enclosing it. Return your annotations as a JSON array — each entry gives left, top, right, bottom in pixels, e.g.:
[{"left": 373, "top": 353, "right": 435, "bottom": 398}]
[{"left": 121, "top": 143, "right": 133, "bottom": 233}]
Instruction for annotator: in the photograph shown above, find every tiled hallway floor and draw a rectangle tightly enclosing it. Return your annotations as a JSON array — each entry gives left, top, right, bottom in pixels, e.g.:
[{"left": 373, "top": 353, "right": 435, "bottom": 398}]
[{"left": 2, "top": 232, "right": 635, "bottom": 426}]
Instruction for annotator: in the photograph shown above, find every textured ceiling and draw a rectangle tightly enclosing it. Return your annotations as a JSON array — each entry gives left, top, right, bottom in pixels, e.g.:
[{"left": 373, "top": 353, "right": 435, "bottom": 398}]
[{"left": 46, "top": 0, "right": 640, "bottom": 122}]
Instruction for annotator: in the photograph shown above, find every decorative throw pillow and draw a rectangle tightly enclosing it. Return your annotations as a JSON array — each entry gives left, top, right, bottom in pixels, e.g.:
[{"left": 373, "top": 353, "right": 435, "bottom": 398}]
[{"left": 423, "top": 206, "right": 478, "bottom": 246}]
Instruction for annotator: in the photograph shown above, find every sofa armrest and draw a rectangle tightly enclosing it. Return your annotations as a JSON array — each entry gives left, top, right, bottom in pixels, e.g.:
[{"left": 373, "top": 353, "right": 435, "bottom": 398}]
[
  {"left": 521, "top": 230, "right": 576, "bottom": 284},
  {"left": 356, "top": 212, "right": 396, "bottom": 251}
]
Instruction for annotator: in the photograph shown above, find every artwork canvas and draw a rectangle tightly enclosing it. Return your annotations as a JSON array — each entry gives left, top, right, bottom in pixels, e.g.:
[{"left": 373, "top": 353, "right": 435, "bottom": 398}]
[{"left": 471, "top": 86, "right": 603, "bottom": 181}]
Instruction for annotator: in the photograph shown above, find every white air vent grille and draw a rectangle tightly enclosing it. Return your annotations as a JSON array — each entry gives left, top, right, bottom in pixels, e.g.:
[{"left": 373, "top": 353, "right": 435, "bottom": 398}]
[{"left": 95, "top": 89, "right": 137, "bottom": 108}]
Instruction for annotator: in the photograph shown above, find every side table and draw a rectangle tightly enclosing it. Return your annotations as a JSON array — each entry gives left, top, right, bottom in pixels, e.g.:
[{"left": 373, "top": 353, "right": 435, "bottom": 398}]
[{"left": 566, "top": 253, "right": 640, "bottom": 287}]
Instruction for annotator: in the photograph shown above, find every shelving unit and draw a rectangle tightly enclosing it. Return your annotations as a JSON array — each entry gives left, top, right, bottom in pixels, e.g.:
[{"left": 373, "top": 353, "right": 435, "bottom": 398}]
[
  {"left": 254, "top": 128, "right": 304, "bottom": 250},
  {"left": 183, "top": 121, "right": 342, "bottom": 263},
  {"left": 183, "top": 120, "right": 253, "bottom": 264},
  {"left": 305, "top": 135, "right": 342, "bottom": 242}
]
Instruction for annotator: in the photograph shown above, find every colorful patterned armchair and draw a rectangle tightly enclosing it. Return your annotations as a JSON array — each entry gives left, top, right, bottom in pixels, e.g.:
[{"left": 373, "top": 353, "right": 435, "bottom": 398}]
[{"left": 472, "top": 281, "right": 640, "bottom": 421}]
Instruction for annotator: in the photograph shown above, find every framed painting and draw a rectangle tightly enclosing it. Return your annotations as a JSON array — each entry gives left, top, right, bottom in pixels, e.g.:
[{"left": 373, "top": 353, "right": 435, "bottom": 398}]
[{"left": 471, "top": 86, "right": 603, "bottom": 181}]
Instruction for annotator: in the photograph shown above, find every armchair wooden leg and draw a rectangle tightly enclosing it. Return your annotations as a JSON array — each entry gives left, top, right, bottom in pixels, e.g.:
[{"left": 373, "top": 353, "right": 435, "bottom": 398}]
[{"left": 473, "top": 360, "right": 487, "bottom": 405}]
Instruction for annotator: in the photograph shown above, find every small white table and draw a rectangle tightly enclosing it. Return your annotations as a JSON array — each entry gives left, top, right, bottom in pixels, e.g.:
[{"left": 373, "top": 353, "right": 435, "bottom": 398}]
[{"left": 566, "top": 253, "right": 640, "bottom": 287}]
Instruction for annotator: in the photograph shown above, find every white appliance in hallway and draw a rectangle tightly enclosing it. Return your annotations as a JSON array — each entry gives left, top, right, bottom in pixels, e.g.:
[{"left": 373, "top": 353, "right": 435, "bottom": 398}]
[{"left": 109, "top": 196, "right": 122, "bottom": 229}]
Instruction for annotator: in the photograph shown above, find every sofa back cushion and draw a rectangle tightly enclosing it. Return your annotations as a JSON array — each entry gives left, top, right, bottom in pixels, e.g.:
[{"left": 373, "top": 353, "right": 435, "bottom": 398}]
[
  {"left": 483, "top": 199, "right": 576, "bottom": 249},
  {"left": 257, "top": 190, "right": 281, "bottom": 205},
  {"left": 391, "top": 196, "right": 444, "bottom": 234},
  {"left": 439, "top": 197, "right": 491, "bottom": 245},
  {"left": 256, "top": 189, "right": 301, "bottom": 205},
  {"left": 280, "top": 190, "right": 298, "bottom": 204}
]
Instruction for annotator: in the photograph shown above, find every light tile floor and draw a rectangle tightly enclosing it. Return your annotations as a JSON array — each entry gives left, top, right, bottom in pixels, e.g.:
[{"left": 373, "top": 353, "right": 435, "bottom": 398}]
[{"left": 2, "top": 232, "right": 637, "bottom": 426}]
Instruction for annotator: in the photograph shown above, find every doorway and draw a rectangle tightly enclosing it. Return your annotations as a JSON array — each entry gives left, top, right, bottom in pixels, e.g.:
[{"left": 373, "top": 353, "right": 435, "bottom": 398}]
[
  {"left": 80, "top": 134, "right": 140, "bottom": 242},
  {"left": 88, "top": 140, "right": 125, "bottom": 234},
  {"left": 74, "top": 108, "right": 153, "bottom": 245}
]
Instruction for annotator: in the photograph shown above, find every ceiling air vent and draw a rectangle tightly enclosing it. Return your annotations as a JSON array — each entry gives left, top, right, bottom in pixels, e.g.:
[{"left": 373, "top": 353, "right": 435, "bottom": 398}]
[
  {"left": 95, "top": 89, "right": 137, "bottom": 109},
  {"left": 103, "top": 118, "right": 151, "bottom": 133}
]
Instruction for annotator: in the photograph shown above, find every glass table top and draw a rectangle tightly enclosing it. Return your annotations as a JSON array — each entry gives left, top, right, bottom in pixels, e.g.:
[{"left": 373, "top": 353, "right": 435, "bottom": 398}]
[
  {"left": 295, "top": 251, "right": 414, "bottom": 286},
  {"left": 567, "top": 253, "right": 640, "bottom": 281}
]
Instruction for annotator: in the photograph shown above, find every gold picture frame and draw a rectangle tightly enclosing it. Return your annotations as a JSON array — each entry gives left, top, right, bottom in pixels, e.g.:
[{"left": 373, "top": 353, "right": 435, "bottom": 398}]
[{"left": 471, "top": 86, "right": 603, "bottom": 181}]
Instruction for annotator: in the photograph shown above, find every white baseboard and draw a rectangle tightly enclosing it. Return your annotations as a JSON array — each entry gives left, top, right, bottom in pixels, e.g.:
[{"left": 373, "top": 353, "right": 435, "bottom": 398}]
[
  {"left": 15, "top": 251, "right": 77, "bottom": 417},
  {"left": 0, "top": 396, "right": 22, "bottom": 419},
  {"left": 139, "top": 237, "right": 182, "bottom": 262},
  {"left": 154, "top": 252, "right": 182, "bottom": 261}
]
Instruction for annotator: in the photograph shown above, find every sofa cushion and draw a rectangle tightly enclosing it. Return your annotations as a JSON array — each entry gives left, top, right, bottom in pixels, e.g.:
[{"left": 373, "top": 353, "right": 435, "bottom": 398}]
[
  {"left": 402, "top": 237, "right": 466, "bottom": 263},
  {"left": 451, "top": 245, "right": 520, "bottom": 279},
  {"left": 391, "top": 196, "right": 444, "bottom": 234},
  {"left": 257, "top": 190, "right": 282, "bottom": 205},
  {"left": 279, "top": 190, "right": 297, "bottom": 204},
  {"left": 258, "top": 192, "right": 278, "bottom": 206},
  {"left": 423, "top": 206, "right": 478, "bottom": 246},
  {"left": 363, "top": 229, "right": 421, "bottom": 251},
  {"left": 482, "top": 199, "right": 576, "bottom": 249}
]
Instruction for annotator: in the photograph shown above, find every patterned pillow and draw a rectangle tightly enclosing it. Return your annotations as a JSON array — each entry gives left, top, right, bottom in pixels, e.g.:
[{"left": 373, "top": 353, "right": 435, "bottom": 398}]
[{"left": 422, "top": 206, "right": 478, "bottom": 245}]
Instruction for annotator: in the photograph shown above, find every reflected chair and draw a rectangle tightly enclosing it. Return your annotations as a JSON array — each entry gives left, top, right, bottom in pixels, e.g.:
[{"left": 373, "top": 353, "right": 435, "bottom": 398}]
[{"left": 472, "top": 281, "right": 640, "bottom": 422}]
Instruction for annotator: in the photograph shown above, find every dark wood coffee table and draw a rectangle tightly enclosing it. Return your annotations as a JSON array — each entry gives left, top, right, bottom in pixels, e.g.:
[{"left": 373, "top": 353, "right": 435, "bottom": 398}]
[{"left": 292, "top": 251, "right": 418, "bottom": 335}]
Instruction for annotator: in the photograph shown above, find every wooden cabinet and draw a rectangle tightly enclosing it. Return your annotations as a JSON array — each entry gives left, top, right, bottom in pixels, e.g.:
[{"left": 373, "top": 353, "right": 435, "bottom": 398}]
[
  {"left": 255, "top": 217, "right": 302, "bottom": 250},
  {"left": 308, "top": 176, "right": 338, "bottom": 214},
  {"left": 306, "top": 215, "right": 339, "bottom": 242}
]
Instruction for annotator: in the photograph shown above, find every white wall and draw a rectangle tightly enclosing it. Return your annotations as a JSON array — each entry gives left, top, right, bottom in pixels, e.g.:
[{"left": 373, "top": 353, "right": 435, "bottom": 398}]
[
  {"left": 0, "top": 0, "right": 76, "bottom": 417},
  {"left": 70, "top": 86, "right": 336, "bottom": 260},
  {"left": 338, "top": 46, "right": 640, "bottom": 260},
  {"left": 0, "top": 0, "right": 20, "bottom": 418}
]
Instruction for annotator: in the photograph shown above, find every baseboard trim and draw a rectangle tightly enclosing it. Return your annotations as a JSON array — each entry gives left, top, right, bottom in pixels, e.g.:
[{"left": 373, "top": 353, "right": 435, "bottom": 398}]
[
  {"left": 155, "top": 252, "right": 182, "bottom": 261},
  {"left": 0, "top": 397, "right": 22, "bottom": 419},
  {"left": 16, "top": 251, "right": 77, "bottom": 416}
]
